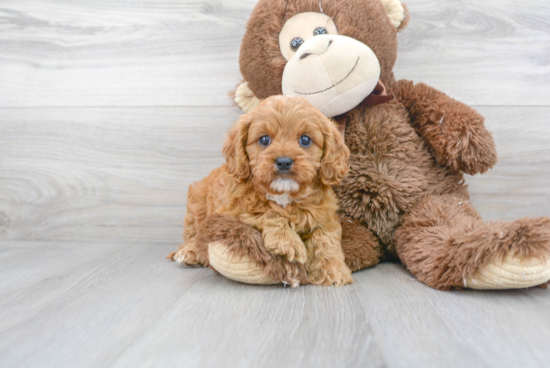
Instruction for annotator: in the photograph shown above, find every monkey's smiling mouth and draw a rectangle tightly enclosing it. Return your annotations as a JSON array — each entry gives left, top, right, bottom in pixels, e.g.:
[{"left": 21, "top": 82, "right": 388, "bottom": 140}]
[{"left": 294, "top": 57, "right": 360, "bottom": 96}]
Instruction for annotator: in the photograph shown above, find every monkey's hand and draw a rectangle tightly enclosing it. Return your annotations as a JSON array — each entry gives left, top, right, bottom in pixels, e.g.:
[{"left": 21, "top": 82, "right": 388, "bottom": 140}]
[{"left": 394, "top": 80, "right": 497, "bottom": 175}]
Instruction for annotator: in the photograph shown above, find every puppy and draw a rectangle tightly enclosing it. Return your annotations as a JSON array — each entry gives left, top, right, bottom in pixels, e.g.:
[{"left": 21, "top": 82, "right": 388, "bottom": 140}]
[{"left": 169, "top": 96, "right": 352, "bottom": 286}]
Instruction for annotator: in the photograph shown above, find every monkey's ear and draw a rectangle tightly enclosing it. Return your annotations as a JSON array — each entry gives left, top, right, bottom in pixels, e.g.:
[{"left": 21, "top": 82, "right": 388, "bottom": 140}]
[
  {"left": 234, "top": 82, "right": 262, "bottom": 114},
  {"left": 381, "top": 0, "right": 410, "bottom": 31},
  {"left": 222, "top": 114, "right": 253, "bottom": 180}
]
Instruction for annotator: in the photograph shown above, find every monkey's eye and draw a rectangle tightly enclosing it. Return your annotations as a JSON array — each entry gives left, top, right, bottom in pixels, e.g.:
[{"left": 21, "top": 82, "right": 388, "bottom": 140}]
[
  {"left": 299, "top": 135, "right": 312, "bottom": 148},
  {"left": 290, "top": 37, "right": 304, "bottom": 51},
  {"left": 259, "top": 135, "right": 271, "bottom": 147},
  {"left": 314, "top": 27, "right": 327, "bottom": 36}
]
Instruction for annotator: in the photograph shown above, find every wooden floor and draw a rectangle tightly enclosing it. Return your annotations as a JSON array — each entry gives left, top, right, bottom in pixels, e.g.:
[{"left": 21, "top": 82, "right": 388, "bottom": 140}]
[
  {"left": 1, "top": 1, "right": 550, "bottom": 367},
  {"left": 1, "top": 241, "right": 550, "bottom": 368}
]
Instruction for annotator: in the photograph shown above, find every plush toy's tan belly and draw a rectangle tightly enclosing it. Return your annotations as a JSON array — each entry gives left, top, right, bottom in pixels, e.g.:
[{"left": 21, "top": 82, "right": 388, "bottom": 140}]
[{"left": 335, "top": 102, "right": 465, "bottom": 246}]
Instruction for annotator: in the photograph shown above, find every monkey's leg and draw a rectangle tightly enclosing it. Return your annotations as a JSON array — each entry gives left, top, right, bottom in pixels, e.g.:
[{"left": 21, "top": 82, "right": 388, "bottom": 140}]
[
  {"left": 340, "top": 217, "right": 384, "bottom": 272},
  {"left": 394, "top": 194, "right": 550, "bottom": 290},
  {"left": 206, "top": 216, "right": 381, "bottom": 286},
  {"left": 204, "top": 215, "right": 309, "bottom": 287}
]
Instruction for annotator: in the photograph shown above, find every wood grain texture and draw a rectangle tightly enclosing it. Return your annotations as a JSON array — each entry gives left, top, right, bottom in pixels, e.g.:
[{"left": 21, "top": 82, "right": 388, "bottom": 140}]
[
  {"left": 395, "top": 0, "right": 550, "bottom": 106},
  {"left": 1, "top": 106, "right": 549, "bottom": 243},
  {"left": 466, "top": 106, "right": 550, "bottom": 221},
  {"left": 0, "top": 0, "right": 253, "bottom": 107},
  {"left": 0, "top": 106, "right": 238, "bottom": 242},
  {"left": 1, "top": 242, "right": 549, "bottom": 368},
  {"left": 352, "top": 264, "right": 550, "bottom": 368},
  {"left": 0, "top": 242, "right": 385, "bottom": 368},
  {"left": 0, "top": 0, "right": 548, "bottom": 107}
]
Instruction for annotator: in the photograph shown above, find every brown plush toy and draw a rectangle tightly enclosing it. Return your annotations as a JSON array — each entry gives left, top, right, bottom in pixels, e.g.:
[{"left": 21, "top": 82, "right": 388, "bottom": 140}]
[{"left": 180, "top": 0, "right": 550, "bottom": 290}]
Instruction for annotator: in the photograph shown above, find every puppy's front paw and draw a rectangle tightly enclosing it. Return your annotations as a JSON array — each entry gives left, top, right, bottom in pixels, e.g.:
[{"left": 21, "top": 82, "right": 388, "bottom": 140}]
[
  {"left": 308, "top": 259, "right": 353, "bottom": 286},
  {"left": 264, "top": 232, "right": 308, "bottom": 264},
  {"left": 170, "top": 246, "right": 208, "bottom": 267}
]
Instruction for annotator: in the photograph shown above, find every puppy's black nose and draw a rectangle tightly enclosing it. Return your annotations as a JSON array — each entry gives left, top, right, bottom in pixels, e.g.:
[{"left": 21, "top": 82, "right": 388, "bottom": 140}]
[{"left": 275, "top": 157, "right": 294, "bottom": 171}]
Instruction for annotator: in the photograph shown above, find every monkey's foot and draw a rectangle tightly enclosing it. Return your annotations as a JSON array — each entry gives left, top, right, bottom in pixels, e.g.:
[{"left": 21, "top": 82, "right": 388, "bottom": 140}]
[
  {"left": 464, "top": 254, "right": 550, "bottom": 290},
  {"left": 208, "top": 242, "right": 283, "bottom": 286}
]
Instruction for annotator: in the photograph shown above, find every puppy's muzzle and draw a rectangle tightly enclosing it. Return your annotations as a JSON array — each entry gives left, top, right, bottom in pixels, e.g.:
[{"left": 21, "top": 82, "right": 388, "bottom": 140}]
[{"left": 275, "top": 156, "right": 294, "bottom": 172}]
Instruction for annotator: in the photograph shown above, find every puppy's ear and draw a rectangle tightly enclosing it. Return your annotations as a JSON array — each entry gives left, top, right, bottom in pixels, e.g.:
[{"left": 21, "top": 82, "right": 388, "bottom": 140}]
[
  {"left": 223, "top": 114, "right": 253, "bottom": 180},
  {"left": 319, "top": 118, "right": 350, "bottom": 186}
]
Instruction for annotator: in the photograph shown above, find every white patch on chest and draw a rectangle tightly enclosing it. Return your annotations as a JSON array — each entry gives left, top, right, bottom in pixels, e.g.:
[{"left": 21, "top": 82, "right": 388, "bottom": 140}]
[{"left": 266, "top": 193, "right": 293, "bottom": 207}]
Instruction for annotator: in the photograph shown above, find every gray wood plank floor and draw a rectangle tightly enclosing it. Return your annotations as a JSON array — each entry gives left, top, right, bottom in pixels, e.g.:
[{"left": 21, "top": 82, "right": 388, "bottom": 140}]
[
  {"left": 1, "top": 242, "right": 549, "bottom": 368},
  {"left": 1, "top": 0, "right": 550, "bottom": 367}
]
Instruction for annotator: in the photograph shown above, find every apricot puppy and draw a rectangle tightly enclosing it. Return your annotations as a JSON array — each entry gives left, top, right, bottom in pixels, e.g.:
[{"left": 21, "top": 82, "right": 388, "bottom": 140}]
[{"left": 169, "top": 96, "right": 352, "bottom": 286}]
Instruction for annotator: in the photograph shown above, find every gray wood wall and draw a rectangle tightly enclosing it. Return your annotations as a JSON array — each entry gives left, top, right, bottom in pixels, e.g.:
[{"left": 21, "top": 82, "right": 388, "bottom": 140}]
[{"left": 1, "top": 0, "right": 549, "bottom": 244}]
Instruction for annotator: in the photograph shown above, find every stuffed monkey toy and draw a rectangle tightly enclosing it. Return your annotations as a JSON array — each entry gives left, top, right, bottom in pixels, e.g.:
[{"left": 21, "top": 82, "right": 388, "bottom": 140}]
[{"left": 180, "top": 0, "right": 550, "bottom": 290}]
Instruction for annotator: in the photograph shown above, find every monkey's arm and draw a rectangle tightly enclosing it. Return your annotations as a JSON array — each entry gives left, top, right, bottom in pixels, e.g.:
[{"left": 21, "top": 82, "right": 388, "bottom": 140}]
[{"left": 393, "top": 80, "right": 497, "bottom": 175}]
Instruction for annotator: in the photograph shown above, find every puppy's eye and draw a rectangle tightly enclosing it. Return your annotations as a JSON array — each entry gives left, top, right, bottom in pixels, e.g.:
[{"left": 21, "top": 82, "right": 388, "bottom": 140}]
[
  {"left": 314, "top": 27, "right": 327, "bottom": 36},
  {"left": 299, "top": 135, "right": 312, "bottom": 148},
  {"left": 290, "top": 37, "right": 304, "bottom": 51},
  {"left": 259, "top": 135, "right": 271, "bottom": 147}
]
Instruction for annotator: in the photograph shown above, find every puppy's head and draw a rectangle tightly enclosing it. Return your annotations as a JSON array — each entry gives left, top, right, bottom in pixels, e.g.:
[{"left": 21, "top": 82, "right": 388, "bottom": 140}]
[{"left": 223, "top": 96, "right": 350, "bottom": 194}]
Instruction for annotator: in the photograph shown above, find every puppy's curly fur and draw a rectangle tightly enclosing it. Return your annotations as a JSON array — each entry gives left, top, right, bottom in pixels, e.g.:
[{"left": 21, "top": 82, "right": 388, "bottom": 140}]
[{"left": 168, "top": 96, "right": 352, "bottom": 286}]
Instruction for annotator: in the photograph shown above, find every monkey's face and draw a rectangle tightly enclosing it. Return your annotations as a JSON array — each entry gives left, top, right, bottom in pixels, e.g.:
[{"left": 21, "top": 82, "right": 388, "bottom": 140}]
[
  {"left": 238, "top": 0, "right": 409, "bottom": 118},
  {"left": 279, "top": 12, "right": 381, "bottom": 118}
]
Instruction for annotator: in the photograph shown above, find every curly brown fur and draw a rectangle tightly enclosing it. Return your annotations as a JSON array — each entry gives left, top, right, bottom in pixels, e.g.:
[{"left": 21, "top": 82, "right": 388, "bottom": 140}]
[
  {"left": 198, "top": 214, "right": 310, "bottom": 286},
  {"left": 170, "top": 96, "right": 352, "bottom": 286},
  {"left": 335, "top": 101, "right": 468, "bottom": 247},
  {"left": 394, "top": 195, "right": 550, "bottom": 290},
  {"left": 339, "top": 217, "right": 384, "bottom": 272},
  {"left": 393, "top": 80, "right": 498, "bottom": 175},
  {"left": 180, "top": 213, "right": 387, "bottom": 275}
]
